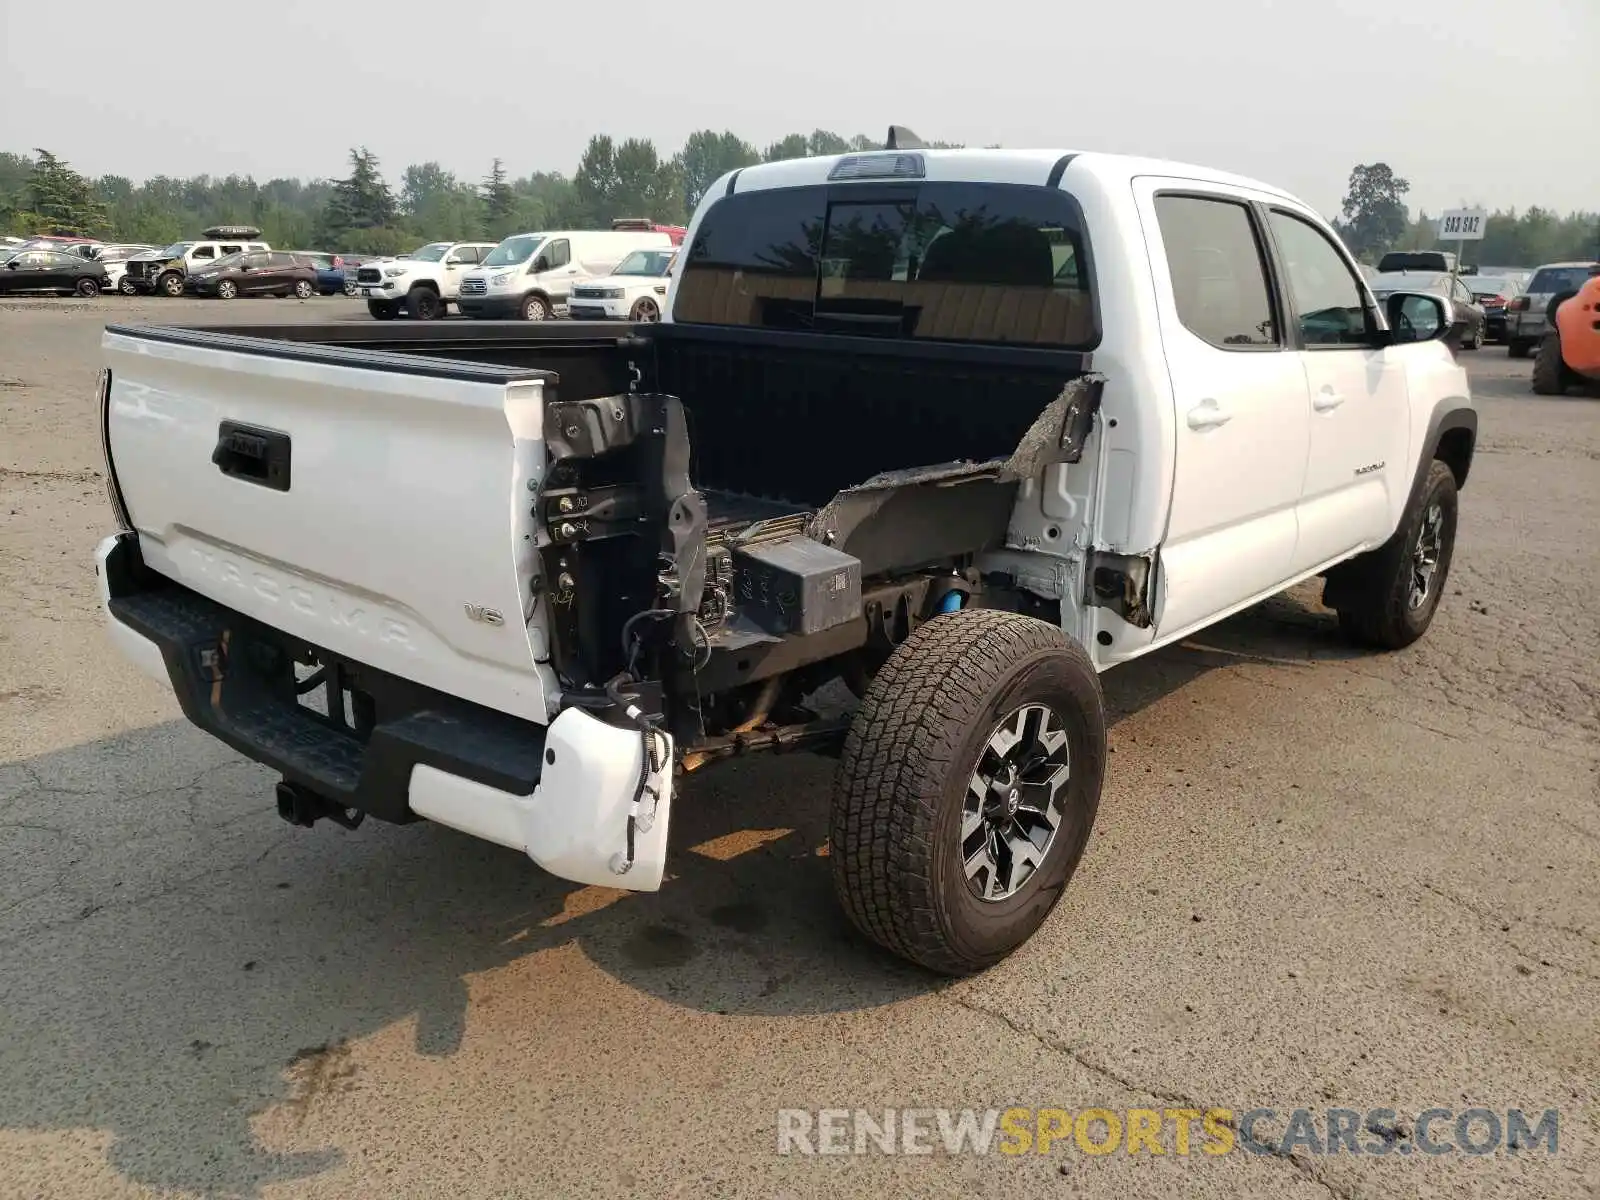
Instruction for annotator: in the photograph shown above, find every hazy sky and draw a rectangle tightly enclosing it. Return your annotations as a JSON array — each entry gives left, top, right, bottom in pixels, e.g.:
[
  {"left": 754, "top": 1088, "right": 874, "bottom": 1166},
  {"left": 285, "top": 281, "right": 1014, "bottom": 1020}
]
[{"left": 4, "top": 0, "right": 1596, "bottom": 219}]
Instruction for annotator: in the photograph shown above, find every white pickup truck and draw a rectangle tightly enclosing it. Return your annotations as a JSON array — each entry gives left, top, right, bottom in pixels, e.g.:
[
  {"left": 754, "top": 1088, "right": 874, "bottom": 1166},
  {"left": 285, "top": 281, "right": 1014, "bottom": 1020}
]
[
  {"left": 94, "top": 137, "right": 1476, "bottom": 975},
  {"left": 352, "top": 240, "right": 498, "bottom": 320}
]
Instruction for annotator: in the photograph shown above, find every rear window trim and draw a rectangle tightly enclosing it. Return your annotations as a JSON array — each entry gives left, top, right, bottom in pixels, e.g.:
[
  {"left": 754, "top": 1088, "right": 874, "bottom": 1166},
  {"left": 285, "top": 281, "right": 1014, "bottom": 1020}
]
[{"left": 677, "top": 180, "right": 1103, "bottom": 352}]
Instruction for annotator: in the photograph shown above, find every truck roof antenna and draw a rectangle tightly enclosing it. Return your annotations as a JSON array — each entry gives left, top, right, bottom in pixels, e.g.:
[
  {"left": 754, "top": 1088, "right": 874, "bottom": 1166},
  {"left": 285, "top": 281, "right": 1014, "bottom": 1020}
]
[{"left": 885, "top": 126, "right": 926, "bottom": 150}]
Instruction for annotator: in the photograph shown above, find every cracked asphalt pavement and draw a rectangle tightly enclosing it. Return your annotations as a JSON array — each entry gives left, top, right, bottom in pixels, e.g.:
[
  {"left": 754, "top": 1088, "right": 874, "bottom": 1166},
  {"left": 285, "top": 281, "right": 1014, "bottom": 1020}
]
[{"left": 1, "top": 297, "right": 1596, "bottom": 1199}]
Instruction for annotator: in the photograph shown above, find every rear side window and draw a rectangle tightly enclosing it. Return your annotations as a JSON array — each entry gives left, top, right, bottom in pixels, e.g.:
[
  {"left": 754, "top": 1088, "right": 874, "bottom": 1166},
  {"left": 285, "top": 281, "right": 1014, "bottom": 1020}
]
[
  {"left": 674, "top": 182, "right": 1096, "bottom": 347},
  {"left": 271, "top": 252, "right": 297, "bottom": 267},
  {"left": 1154, "top": 195, "right": 1277, "bottom": 349},
  {"left": 191, "top": 246, "right": 215, "bottom": 261}
]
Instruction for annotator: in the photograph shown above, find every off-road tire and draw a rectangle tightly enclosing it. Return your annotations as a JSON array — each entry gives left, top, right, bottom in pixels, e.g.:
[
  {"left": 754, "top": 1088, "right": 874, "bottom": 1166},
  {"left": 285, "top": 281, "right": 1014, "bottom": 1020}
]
[
  {"left": 367, "top": 300, "right": 398, "bottom": 321},
  {"left": 405, "top": 286, "right": 442, "bottom": 320},
  {"left": 1508, "top": 337, "right": 1533, "bottom": 359},
  {"left": 1531, "top": 332, "right": 1566, "bottom": 395},
  {"left": 830, "top": 608, "right": 1106, "bottom": 976},
  {"left": 159, "top": 272, "right": 184, "bottom": 297},
  {"left": 1333, "top": 460, "right": 1458, "bottom": 650}
]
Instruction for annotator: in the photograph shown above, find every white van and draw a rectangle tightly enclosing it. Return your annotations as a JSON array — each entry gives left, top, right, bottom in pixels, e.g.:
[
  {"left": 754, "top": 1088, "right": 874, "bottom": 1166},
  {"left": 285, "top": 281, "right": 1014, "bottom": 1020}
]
[{"left": 457, "top": 229, "right": 675, "bottom": 320}]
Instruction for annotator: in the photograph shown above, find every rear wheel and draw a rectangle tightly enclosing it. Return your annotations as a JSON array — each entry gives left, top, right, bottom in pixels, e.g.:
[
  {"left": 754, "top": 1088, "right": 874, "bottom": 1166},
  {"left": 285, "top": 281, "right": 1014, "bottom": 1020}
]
[
  {"left": 1531, "top": 332, "right": 1568, "bottom": 395},
  {"left": 159, "top": 272, "right": 184, "bottom": 297},
  {"left": 292, "top": 278, "right": 314, "bottom": 300},
  {"left": 406, "top": 286, "right": 442, "bottom": 320},
  {"left": 74, "top": 277, "right": 100, "bottom": 298},
  {"left": 367, "top": 300, "right": 398, "bottom": 321},
  {"left": 1464, "top": 320, "right": 1483, "bottom": 350},
  {"left": 830, "top": 608, "right": 1106, "bottom": 975},
  {"left": 117, "top": 277, "right": 137, "bottom": 295},
  {"left": 343, "top": 279, "right": 357, "bottom": 297},
  {"left": 520, "top": 293, "right": 549, "bottom": 321},
  {"left": 1333, "top": 460, "right": 1458, "bottom": 650},
  {"left": 629, "top": 296, "right": 660, "bottom": 322}
]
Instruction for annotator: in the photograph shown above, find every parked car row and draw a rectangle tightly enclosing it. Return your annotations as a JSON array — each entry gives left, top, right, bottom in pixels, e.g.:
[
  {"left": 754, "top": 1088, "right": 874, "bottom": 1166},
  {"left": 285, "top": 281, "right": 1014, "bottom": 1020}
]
[
  {"left": 356, "top": 218, "right": 686, "bottom": 321},
  {"left": 1, "top": 225, "right": 371, "bottom": 301}
]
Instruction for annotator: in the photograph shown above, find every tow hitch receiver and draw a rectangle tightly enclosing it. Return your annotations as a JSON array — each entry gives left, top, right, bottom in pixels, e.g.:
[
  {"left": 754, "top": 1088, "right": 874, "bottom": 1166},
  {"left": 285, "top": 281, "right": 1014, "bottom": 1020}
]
[{"left": 276, "top": 780, "right": 365, "bottom": 830}]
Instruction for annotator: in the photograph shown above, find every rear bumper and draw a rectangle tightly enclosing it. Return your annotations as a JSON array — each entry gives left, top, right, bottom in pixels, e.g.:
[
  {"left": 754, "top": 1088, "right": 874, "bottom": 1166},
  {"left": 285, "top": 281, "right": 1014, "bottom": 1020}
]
[
  {"left": 95, "top": 532, "right": 673, "bottom": 889},
  {"left": 1512, "top": 312, "right": 1549, "bottom": 341}
]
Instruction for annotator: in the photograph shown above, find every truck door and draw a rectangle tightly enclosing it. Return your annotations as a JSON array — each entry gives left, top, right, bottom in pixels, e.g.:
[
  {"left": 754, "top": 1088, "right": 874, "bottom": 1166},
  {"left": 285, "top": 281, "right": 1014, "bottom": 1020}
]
[
  {"left": 1135, "top": 184, "right": 1312, "bottom": 637},
  {"left": 1260, "top": 207, "right": 1408, "bottom": 569}
]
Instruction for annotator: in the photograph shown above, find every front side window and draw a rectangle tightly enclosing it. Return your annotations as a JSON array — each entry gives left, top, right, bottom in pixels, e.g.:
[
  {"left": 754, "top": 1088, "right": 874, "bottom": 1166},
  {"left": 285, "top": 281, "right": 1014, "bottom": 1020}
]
[
  {"left": 408, "top": 243, "right": 452, "bottom": 263},
  {"left": 675, "top": 182, "right": 1095, "bottom": 347},
  {"left": 614, "top": 249, "right": 676, "bottom": 276},
  {"left": 542, "top": 239, "right": 571, "bottom": 269},
  {"left": 1153, "top": 194, "right": 1277, "bottom": 349},
  {"left": 1267, "top": 209, "right": 1369, "bottom": 346}
]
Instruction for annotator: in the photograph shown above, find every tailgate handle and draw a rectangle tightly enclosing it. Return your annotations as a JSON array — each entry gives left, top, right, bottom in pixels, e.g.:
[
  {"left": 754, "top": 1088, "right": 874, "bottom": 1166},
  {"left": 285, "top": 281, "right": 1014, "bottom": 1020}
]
[{"left": 213, "top": 421, "right": 291, "bottom": 492}]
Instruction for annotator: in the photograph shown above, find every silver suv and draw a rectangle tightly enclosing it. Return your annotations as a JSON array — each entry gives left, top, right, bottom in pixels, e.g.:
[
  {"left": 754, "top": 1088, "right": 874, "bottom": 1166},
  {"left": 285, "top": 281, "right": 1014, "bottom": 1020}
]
[{"left": 1509, "top": 262, "right": 1600, "bottom": 358}]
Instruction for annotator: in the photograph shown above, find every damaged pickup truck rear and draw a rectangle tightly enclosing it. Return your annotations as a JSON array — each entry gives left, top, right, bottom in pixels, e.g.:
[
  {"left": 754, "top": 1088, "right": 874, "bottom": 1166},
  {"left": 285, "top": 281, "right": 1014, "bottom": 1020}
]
[{"left": 94, "top": 140, "right": 1476, "bottom": 974}]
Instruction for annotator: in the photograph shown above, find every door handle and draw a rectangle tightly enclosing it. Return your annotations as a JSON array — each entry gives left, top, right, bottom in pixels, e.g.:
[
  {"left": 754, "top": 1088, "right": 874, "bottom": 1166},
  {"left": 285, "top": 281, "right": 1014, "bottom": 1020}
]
[
  {"left": 1312, "top": 388, "right": 1345, "bottom": 413},
  {"left": 1186, "top": 400, "right": 1232, "bottom": 430}
]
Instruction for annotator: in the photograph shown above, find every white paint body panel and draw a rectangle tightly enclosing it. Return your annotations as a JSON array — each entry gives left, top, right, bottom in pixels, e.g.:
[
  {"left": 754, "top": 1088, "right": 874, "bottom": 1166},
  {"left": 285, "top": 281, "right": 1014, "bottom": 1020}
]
[{"left": 102, "top": 331, "right": 559, "bottom": 724}]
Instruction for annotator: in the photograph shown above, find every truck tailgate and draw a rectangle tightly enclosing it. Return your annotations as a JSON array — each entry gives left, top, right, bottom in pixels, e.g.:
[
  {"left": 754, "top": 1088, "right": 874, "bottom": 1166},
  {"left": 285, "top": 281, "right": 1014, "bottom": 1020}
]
[{"left": 103, "top": 326, "right": 557, "bottom": 723}]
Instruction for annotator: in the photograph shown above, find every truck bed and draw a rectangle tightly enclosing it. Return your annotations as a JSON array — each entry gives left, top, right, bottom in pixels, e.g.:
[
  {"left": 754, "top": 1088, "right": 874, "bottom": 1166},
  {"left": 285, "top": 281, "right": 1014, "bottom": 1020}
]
[{"left": 120, "top": 320, "right": 1091, "bottom": 507}]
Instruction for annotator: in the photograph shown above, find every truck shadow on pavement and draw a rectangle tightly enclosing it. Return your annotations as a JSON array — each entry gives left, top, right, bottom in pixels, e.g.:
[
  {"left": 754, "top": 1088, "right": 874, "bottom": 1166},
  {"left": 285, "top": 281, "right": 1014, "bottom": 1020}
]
[{"left": 0, "top": 588, "right": 1361, "bottom": 1195}]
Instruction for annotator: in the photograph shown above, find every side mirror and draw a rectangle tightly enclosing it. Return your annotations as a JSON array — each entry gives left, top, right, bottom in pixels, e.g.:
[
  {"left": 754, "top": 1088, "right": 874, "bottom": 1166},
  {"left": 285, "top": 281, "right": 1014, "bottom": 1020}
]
[
  {"left": 532, "top": 256, "right": 551, "bottom": 274},
  {"left": 1383, "top": 291, "right": 1458, "bottom": 345},
  {"left": 445, "top": 255, "right": 464, "bottom": 266}
]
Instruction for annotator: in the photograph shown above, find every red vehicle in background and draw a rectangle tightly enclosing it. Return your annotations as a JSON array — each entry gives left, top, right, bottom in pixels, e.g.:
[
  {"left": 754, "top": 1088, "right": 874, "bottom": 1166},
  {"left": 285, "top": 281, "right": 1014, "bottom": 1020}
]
[{"left": 612, "top": 217, "right": 687, "bottom": 245}]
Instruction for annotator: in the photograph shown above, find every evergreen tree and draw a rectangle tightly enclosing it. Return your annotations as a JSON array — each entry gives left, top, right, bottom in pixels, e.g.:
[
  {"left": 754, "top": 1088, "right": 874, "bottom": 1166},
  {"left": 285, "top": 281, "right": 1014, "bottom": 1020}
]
[
  {"left": 480, "top": 158, "right": 516, "bottom": 239},
  {"left": 22, "top": 149, "right": 108, "bottom": 235},
  {"left": 318, "top": 147, "right": 397, "bottom": 248}
]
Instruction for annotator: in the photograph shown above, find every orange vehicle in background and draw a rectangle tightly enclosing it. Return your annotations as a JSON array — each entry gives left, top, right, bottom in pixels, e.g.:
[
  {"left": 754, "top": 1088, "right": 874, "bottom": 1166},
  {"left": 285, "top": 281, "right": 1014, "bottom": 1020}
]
[{"left": 1533, "top": 265, "right": 1600, "bottom": 393}]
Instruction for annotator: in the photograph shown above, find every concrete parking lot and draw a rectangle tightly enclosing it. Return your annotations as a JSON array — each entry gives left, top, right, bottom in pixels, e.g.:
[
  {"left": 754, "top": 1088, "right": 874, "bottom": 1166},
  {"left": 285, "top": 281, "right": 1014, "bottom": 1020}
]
[{"left": 1, "top": 295, "right": 1596, "bottom": 1199}]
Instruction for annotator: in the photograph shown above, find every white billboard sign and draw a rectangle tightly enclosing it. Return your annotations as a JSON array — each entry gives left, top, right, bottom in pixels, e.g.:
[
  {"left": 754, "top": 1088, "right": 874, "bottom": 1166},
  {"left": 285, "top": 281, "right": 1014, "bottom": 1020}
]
[{"left": 1438, "top": 208, "right": 1487, "bottom": 241}]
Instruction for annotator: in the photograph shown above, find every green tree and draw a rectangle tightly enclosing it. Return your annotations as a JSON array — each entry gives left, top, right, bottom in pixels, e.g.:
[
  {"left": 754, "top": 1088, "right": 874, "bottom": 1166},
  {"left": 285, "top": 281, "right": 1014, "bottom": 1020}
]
[
  {"left": 1337, "top": 163, "right": 1411, "bottom": 260},
  {"left": 480, "top": 158, "right": 516, "bottom": 239},
  {"left": 318, "top": 147, "right": 398, "bottom": 249},
  {"left": 612, "top": 138, "right": 682, "bottom": 223},
  {"left": 22, "top": 149, "right": 109, "bottom": 235},
  {"left": 572, "top": 135, "right": 620, "bottom": 224},
  {"left": 763, "top": 133, "right": 810, "bottom": 163},
  {"left": 676, "top": 130, "right": 760, "bottom": 211}
]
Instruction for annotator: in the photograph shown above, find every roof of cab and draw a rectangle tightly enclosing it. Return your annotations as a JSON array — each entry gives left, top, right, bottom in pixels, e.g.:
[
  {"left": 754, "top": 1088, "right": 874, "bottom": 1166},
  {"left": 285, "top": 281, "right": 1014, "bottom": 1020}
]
[{"left": 724, "top": 147, "right": 1300, "bottom": 205}]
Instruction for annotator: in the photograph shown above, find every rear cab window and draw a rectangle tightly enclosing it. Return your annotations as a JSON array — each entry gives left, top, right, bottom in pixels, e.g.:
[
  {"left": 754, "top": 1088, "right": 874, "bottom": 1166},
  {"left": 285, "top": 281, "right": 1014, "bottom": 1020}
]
[
  {"left": 1528, "top": 266, "right": 1592, "bottom": 294},
  {"left": 674, "top": 182, "right": 1097, "bottom": 348}
]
